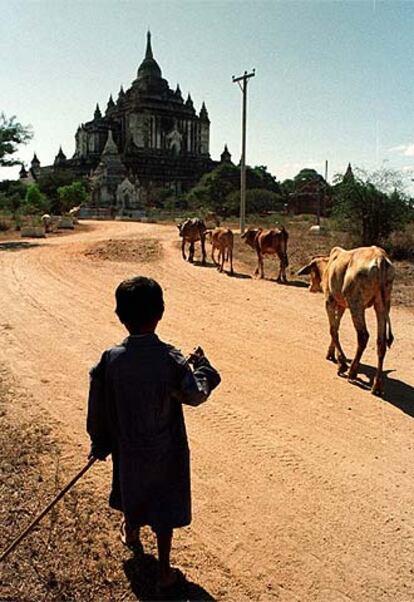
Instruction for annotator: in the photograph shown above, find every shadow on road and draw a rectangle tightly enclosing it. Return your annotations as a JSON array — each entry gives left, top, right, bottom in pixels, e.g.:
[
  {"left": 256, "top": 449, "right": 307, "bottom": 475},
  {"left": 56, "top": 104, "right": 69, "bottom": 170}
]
[
  {"left": 0, "top": 241, "right": 42, "bottom": 252},
  {"left": 124, "top": 553, "right": 216, "bottom": 601},
  {"left": 227, "top": 271, "right": 251, "bottom": 279},
  {"left": 284, "top": 278, "right": 309, "bottom": 288},
  {"left": 352, "top": 363, "right": 413, "bottom": 417}
]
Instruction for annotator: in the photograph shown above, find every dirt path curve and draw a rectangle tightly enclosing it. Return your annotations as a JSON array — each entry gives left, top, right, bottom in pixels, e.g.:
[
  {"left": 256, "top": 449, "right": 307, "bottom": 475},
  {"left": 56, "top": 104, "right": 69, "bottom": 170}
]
[{"left": 0, "top": 221, "right": 413, "bottom": 601}]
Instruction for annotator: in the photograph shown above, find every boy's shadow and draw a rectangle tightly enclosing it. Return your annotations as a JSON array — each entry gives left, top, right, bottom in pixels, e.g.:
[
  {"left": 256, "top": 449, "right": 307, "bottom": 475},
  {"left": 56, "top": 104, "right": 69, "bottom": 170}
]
[{"left": 124, "top": 553, "right": 216, "bottom": 601}]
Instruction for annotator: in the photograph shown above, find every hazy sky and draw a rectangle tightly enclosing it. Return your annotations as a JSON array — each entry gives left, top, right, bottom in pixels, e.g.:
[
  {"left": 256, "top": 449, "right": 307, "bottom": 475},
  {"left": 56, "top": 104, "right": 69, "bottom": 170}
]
[{"left": 1, "top": 0, "right": 413, "bottom": 189}]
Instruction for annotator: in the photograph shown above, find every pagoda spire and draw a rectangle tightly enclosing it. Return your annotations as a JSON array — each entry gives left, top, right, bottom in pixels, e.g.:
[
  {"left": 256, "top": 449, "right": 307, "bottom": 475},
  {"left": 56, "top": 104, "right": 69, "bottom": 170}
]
[
  {"left": 145, "top": 30, "right": 153, "bottom": 59},
  {"left": 199, "top": 101, "right": 209, "bottom": 122},
  {"left": 185, "top": 93, "right": 194, "bottom": 109},
  {"left": 94, "top": 103, "right": 102, "bottom": 120},
  {"left": 106, "top": 94, "right": 115, "bottom": 112}
]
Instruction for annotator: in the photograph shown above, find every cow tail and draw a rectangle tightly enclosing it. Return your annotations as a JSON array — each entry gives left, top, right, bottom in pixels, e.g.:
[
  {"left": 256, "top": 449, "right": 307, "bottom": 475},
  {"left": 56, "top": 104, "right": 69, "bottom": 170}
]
[
  {"left": 379, "top": 258, "right": 394, "bottom": 348},
  {"left": 281, "top": 225, "right": 289, "bottom": 267}
]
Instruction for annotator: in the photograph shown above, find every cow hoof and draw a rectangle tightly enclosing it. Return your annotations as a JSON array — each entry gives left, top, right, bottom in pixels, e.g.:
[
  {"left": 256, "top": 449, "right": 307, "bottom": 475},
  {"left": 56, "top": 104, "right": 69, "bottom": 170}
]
[
  {"left": 326, "top": 352, "right": 336, "bottom": 363},
  {"left": 338, "top": 363, "right": 348, "bottom": 375},
  {"left": 371, "top": 381, "right": 384, "bottom": 396},
  {"left": 276, "top": 278, "right": 282, "bottom": 284}
]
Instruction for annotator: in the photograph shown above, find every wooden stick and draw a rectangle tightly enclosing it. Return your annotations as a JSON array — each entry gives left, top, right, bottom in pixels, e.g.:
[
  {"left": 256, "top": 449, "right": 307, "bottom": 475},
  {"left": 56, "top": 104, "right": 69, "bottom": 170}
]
[{"left": 0, "top": 457, "right": 97, "bottom": 563}]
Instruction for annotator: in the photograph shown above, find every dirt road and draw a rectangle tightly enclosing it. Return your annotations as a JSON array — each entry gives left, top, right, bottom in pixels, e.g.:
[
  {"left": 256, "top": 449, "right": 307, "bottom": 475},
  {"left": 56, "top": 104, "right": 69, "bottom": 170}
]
[{"left": 0, "top": 220, "right": 413, "bottom": 601}]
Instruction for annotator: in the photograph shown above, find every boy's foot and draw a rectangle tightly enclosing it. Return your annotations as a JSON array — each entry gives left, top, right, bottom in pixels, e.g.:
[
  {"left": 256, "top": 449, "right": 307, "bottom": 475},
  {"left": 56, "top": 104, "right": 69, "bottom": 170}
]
[
  {"left": 157, "top": 568, "right": 188, "bottom": 600},
  {"left": 120, "top": 520, "right": 144, "bottom": 556}
]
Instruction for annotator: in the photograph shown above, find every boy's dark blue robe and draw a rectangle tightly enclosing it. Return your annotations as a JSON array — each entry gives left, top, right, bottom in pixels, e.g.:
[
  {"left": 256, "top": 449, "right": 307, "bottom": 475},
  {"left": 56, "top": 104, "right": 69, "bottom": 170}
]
[{"left": 87, "top": 333, "right": 220, "bottom": 533}]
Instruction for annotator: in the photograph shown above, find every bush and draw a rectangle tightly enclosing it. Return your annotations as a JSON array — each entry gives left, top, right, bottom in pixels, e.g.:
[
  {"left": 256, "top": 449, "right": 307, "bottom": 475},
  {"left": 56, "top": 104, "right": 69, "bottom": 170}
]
[
  {"left": 23, "top": 184, "right": 49, "bottom": 216},
  {"left": 57, "top": 181, "right": 88, "bottom": 214},
  {"left": 384, "top": 225, "right": 414, "bottom": 261},
  {"left": 332, "top": 173, "right": 411, "bottom": 246}
]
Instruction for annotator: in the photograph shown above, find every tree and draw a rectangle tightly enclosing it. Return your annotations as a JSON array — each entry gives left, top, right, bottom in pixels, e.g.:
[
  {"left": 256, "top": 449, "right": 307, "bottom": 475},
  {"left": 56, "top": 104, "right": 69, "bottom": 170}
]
[
  {"left": 226, "top": 188, "right": 284, "bottom": 216},
  {"left": 186, "top": 163, "right": 281, "bottom": 213},
  {"left": 37, "top": 169, "right": 77, "bottom": 213},
  {"left": 23, "top": 184, "right": 50, "bottom": 216},
  {"left": 0, "top": 180, "right": 27, "bottom": 218},
  {"left": 56, "top": 181, "right": 88, "bottom": 214},
  {"left": 249, "top": 165, "right": 281, "bottom": 193},
  {"left": 332, "top": 168, "right": 410, "bottom": 246},
  {"left": 293, "top": 168, "right": 325, "bottom": 188},
  {"left": 0, "top": 113, "right": 33, "bottom": 167},
  {"left": 186, "top": 162, "right": 239, "bottom": 211}
]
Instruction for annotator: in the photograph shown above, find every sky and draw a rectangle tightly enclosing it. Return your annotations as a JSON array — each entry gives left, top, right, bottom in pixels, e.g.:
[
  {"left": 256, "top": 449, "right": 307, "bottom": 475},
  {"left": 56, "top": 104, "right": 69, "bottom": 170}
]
[{"left": 1, "top": 0, "right": 413, "bottom": 191}]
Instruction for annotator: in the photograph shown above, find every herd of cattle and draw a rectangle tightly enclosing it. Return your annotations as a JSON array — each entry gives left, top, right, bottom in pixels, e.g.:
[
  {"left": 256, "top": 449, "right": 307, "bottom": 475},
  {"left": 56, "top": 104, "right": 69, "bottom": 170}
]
[{"left": 177, "top": 217, "right": 395, "bottom": 397}]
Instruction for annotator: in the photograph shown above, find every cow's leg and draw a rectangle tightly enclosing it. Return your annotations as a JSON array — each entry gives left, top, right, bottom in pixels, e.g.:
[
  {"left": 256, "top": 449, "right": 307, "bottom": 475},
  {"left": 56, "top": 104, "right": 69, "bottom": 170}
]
[
  {"left": 347, "top": 301, "right": 369, "bottom": 381},
  {"left": 276, "top": 257, "right": 282, "bottom": 283},
  {"left": 281, "top": 255, "right": 288, "bottom": 283},
  {"left": 189, "top": 241, "right": 194, "bottom": 263},
  {"left": 201, "top": 235, "right": 207, "bottom": 266},
  {"left": 181, "top": 240, "right": 186, "bottom": 260},
  {"left": 211, "top": 246, "right": 217, "bottom": 266},
  {"left": 325, "top": 298, "right": 347, "bottom": 373},
  {"left": 219, "top": 248, "right": 225, "bottom": 272},
  {"left": 229, "top": 247, "right": 234, "bottom": 276},
  {"left": 371, "top": 298, "right": 387, "bottom": 396},
  {"left": 255, "top": 249, "right": 264, "bottom": 278}
]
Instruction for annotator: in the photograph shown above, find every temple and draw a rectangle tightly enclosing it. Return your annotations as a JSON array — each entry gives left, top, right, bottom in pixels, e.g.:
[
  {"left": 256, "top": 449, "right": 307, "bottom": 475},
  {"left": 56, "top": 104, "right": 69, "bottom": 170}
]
[{"left": 23, "top": 32, "right": 222, "bottom": 215}]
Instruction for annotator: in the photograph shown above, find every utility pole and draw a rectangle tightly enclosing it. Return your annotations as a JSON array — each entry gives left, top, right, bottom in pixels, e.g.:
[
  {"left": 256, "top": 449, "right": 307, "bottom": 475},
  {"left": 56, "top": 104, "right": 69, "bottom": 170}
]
[{"left": 232, "top": 69, "right": 255, "bottom": 234}]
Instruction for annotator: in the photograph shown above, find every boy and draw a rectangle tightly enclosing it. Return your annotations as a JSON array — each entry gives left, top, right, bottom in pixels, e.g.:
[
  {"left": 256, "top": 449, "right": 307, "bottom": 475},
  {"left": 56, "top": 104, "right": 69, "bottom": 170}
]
[{"left": 87, "top": 276, "right": 220, "bottom": 596}]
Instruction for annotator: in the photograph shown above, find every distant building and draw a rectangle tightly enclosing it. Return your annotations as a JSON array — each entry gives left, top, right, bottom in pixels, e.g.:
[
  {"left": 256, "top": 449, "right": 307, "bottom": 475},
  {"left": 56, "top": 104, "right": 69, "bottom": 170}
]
[{"left": 21, "top": 32, "right": 229, "bottom": 215}]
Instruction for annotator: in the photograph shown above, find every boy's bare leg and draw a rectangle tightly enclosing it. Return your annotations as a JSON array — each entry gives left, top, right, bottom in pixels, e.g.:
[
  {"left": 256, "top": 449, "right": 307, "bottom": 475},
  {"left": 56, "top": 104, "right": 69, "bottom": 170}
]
[{"left": 156, "top": 530, "right": 176, "bottom": 587}]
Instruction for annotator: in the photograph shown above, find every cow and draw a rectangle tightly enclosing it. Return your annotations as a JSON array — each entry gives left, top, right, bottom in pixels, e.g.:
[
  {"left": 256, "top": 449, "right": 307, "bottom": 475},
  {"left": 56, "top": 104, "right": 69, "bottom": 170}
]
[
  {"left": 241, "top": 226, "right": 289, "bottom": 282},
  {"left": 297, "top": 246, "right": 395, "bottom": 395},
  {"left": 177, "top": 218, "right": 207, "bottom": 265},
  {"left": 205, "top": 227, "right": 234, "bottom": 275}
]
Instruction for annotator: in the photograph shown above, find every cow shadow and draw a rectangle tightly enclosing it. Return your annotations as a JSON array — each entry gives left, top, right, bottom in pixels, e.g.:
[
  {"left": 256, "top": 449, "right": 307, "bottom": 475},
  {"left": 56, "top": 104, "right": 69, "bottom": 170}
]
[
  {"left": 192, "top": 260, "right": 217, "bottom": 269},
  {"left": 123, "top": 553, "right": 216, "bottom": 601},
  {"left": 0, "top": 241, "right": 42, "bottom": 252},
  {"left": 284, "top": 279, "right": 309, "bottom": 288},
  {"left": 227, "top": 271, "right": 251, "bottom": 279},
  {"left": 350, "top": 363, "right": 414, "bottom": 417}
]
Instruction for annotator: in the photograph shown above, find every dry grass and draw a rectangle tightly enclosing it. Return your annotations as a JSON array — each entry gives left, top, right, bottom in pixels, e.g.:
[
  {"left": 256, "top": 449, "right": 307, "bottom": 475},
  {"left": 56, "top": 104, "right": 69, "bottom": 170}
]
[{"left": 84, "top": 238, "right": 163, "bottom": 264}]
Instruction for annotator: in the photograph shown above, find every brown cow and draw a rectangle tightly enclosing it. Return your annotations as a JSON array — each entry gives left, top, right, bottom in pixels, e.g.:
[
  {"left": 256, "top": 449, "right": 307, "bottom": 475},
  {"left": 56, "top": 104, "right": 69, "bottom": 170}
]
[
  {"left": 205, "top": 227, "right": 234, "bottom": 275},
  {"left": 297, "top": 246, "right": 395, "bottom": 395},
  {"left": 241, "top": 226, "right": 289, "bottom": 282},
  {"left": 177, "top": 218, "right": 207, "bottom": 265}
]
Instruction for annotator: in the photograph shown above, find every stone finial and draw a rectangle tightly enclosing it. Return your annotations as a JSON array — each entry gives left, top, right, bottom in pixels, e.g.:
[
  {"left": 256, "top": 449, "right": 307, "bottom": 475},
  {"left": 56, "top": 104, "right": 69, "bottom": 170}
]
[
  {"left": 175, "top": 84, "right": 183, "bottom": 101},
  {"left": 106, "top": 95, "right": 115, "bottom": 112},
  {"left": 54, "top": 146, "right": 67, "bottom": 165},
  {"left": 199, "top": 101, "right": 209, "bottom": 122},
  {"left": 220, "top": 144, "right": 232, "bottom": 163},
  {"left": 31, "top": 152, "right": 40, "bottom": 167},
  {"left": 145, "top": 30, "right": 153, "bottom": 59},
  {"left": 94, "top": 103, "right": 102, "bottom": 120},
  {"left": 185, "top": 93, "right": 194, "bottom": 109},
  {"left": 344, "top": 163, "right": 354, "bottom": 180}
]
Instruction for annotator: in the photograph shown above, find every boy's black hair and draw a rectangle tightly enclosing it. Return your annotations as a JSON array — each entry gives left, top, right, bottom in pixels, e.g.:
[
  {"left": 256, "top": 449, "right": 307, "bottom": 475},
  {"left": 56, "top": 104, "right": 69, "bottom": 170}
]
[{"left": 115, "top": 276, "right": 164, "bottom": 329}]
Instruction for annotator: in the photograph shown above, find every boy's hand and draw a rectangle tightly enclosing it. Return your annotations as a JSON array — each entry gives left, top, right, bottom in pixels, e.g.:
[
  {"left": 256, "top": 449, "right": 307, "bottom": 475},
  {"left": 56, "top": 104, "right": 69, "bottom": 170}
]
[
  {"left": 88, "top": 448, "right": 107, "bottom": 461},
  {"left": 188, "top": 346, "right": 205, "bottom": 365}
]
